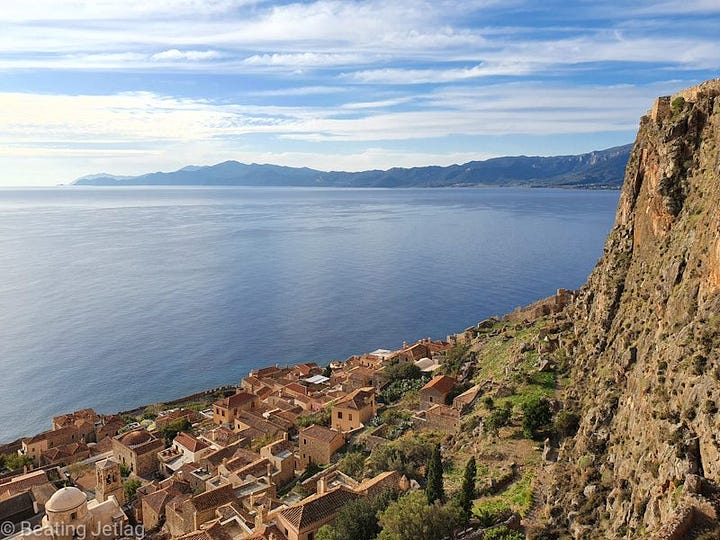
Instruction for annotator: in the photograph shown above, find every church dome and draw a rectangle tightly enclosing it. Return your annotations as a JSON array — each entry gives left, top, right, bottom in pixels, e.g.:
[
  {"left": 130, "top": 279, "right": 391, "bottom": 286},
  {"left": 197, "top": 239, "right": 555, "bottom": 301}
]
[
  {"left": 46, "top": 487, "right": 87, "bottom": 513},
  {"left": 120, "top": 429, "right": 152, "bottom": 446}
]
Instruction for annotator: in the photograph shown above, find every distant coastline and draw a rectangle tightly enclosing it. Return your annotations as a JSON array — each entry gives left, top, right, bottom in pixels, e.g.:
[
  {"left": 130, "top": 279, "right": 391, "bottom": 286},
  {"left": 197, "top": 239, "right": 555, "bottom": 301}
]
[{"left": 72, "top": 144, "right": 632, "bottom": 190}]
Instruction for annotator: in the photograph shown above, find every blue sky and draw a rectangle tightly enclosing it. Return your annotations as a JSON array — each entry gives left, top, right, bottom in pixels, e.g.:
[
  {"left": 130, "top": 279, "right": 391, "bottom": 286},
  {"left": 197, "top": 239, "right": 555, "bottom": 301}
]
[{"left": 1, "top": 0, "right": 719, "bottom": 185}]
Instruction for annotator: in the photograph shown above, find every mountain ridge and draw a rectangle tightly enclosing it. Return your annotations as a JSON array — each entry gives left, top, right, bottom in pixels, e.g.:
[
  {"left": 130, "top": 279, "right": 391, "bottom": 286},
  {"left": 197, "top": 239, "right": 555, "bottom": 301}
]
[{"left": 73, "top": 144, "right": 632, "bottom": 189}]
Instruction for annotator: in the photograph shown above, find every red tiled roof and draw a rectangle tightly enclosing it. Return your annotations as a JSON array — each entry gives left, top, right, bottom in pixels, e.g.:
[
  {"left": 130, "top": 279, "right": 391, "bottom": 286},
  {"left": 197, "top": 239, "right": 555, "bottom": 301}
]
[
  {"left": 189, "top": 484, "right": 237, "bottom": 513},
  {"left": 216, "top": 391, "right": 257, "bottom": 409},
  {"left": 299, "top": 425, "right": 343, "bottom": 444},
  {"left": 422, "top": 375, "right": 456, "bottom": 395},
  {"left": 333, "top": 388, "right": 374, "bottom": 410},
  {"left": 279, "top": 487, "right": 358, "bottom": 530},
  {"left": 175, "top": 432, "right": 209, "bottom": 453}
]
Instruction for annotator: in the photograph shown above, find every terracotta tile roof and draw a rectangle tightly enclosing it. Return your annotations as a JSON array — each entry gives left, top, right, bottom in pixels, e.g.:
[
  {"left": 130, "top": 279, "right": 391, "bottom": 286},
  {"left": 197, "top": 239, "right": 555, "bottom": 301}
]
[
  {"left": 283, "top": 382, "right": 307, "bottom": 396},
  {"left": 189, "top": 484, "right": 237, "bottom": 513},
  {"left": 52, "top": 409, "right": 99, "bottom": 428},
  {"left": 23, "top": 426, "right": 77, "bottom": 445},
  {"left": 175, "top": 433, "right": 209, "bottom": 453},
  {"left": 251, "top": 366, "right": 283, "bottom": 378},
  {"left": 279, "top": 487, "right": 358, "bottom": 530},
  {"left": 216, "top": 391, "right": 257, "bottom": 409},
  {"left": 234, "top": 411, "right": 287, "bottom": 435},
  {"left": 142, "top": 490, "right": 170, "bottom": 515},
  {"left": 333, "top": 388, "right": 374, "bottom": 410},
  {"left": 421, "top": 375, "right": 456, "bottom": 395},
  {"left": 299, "top": 425, "right": 343, "bottom": 444},
  {"left": 0, "top": 470, "right": 49, "bottom": 499}
]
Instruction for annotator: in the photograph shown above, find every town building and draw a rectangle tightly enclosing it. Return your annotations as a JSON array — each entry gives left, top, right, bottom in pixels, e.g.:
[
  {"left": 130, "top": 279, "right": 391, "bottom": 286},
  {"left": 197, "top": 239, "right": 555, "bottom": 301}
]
[
  {"left": 419, "top": 375, "right": 456, "bottom": 409},
  {"left": 330, "top": 387, "right": 376, "bottom": 432},
  {"left": 212, "top": 391, "right": 259, "bottom": 426},
  {"left": 297, "top": 426, "right": 344, "bottom": 468},
  {"left": 111, "top": 429, "right": 164, "bottom": 478}
]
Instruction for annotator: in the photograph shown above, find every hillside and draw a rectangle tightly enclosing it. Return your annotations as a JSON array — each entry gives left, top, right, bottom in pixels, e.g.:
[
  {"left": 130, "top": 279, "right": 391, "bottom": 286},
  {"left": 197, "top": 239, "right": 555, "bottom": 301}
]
[
  {"left": 485, "top": 79, "right": 720, "bottom": 538},
  {"left": 72, "top": 145, "right": 631, "bottom": 189}
]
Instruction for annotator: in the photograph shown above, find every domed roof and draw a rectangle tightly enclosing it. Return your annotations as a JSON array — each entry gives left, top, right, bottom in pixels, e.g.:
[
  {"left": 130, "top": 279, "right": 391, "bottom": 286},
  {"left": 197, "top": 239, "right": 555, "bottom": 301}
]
[
  {"left": 120, "top": 429, "right": 152, "bottom": 446},
  {"left": 46, "top": 487, "right": 87, "bottom": 513}
]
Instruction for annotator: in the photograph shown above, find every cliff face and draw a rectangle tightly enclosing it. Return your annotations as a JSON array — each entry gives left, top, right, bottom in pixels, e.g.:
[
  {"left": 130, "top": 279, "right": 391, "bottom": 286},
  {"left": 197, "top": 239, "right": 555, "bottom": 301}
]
[{"left": 549, "top": 80, "right": 720, "bottom": 538}]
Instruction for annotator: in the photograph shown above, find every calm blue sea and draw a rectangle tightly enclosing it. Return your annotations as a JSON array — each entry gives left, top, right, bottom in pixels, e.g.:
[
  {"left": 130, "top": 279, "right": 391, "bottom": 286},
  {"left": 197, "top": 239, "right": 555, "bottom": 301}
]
[{"left": 0, "top": 187, "right": 619, "bottom": 442}]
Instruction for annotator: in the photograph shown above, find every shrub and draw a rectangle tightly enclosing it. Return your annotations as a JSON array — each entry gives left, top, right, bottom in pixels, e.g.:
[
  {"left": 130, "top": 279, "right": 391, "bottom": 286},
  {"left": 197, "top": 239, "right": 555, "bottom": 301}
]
[
  {"left": 521, "top": 397, "right": 553, "bottom": 439},
  {"left": 483, "top": 526, "right": 525, "bottom": 540},
  {"left": 671, "top": 96, "right": 686, "bottom": 116},
  {"left": 123, "top": 478, "right": 142, "bottom": 501},
  {"left": 296, "top": 407, "right": 331, "bottom": 428},
  {"left": 485, "top": 404, "right": 512, "bottom": 434},
  {"left": 338, "top": 451, "right": 366, "bottom": 480}
]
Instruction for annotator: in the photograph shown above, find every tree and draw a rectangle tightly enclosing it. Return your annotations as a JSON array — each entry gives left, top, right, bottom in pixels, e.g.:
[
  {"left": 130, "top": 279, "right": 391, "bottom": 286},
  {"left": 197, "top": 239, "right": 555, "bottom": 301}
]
[
  {"left": 378, "top": 490, "right": 461, "bottom": 540},
  {"left": 521, "top": 397, "right": 553, "bottom": 439},
  {"left": 160, "top": 417, "right": 192, "bottom": 446},
  {"left": 316, "top": 525, "right": 340, "bottom": 540},
  {"left": 316, "top": 490, "right": 395, "bottom": 540},
  {"left": 425, "top": 443, "right": 444, "bottom": 504},
  {"left": 123, "top": 478, "right": 142, "bottom": 501},
  {"left": 458, "top": 456, "right": 477, "bottom": 521},
  {"left": 338, "top": 451, "right": 366, "bottom": 481},
  {"left": 367, "top": 433, "right": 434, "bottom": 480},
  {"left": 383, "top": 362, "right": 422, "bottom": 384},
  {"left": 4, "top": 454, "right": 33, "bottom": 471}
]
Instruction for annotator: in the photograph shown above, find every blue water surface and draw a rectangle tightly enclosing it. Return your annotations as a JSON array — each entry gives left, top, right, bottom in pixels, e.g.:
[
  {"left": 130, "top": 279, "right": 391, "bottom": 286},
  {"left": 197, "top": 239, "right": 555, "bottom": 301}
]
[{"left": 0, "top": 186, "right": 619, "bottom": 441}]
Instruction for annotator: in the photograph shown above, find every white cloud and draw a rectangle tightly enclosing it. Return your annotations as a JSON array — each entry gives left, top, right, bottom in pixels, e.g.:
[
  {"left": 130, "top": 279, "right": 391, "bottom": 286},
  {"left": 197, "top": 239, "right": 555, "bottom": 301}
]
[{"left": 151, "top": 49, "right": 223, "bottom": 61}]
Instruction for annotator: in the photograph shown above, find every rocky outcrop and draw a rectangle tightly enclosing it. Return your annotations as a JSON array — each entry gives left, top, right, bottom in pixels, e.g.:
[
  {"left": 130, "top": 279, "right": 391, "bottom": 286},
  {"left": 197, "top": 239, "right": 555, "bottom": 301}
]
[{"left": 543, "top": 79, "right": 720, "bottom": 538}]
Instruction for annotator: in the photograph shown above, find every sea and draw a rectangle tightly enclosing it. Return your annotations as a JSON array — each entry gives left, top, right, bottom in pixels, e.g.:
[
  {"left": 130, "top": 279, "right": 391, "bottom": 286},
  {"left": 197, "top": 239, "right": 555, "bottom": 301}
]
[{"left": 0, "top": 186, "right": 619, "bottom": 442}]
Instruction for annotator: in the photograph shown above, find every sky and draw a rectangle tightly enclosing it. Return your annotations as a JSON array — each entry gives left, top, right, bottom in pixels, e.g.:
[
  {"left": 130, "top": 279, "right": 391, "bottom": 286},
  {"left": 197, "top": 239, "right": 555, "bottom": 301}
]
[{"left": 1, "top": 1, "right": 719, "bottom": 186}]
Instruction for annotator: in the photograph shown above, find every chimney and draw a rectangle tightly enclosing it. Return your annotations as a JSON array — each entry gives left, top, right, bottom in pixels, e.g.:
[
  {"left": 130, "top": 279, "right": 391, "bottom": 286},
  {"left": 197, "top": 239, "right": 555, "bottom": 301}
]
[{"left": 317, "top": 476, "right": 327, "bottom": 495}]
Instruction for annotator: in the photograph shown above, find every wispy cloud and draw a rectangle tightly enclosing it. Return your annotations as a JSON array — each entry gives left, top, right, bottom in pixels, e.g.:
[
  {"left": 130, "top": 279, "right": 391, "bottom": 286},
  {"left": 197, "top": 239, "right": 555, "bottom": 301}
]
[{"left": 0, "top": 0, "right": 719, "bottom": 184}]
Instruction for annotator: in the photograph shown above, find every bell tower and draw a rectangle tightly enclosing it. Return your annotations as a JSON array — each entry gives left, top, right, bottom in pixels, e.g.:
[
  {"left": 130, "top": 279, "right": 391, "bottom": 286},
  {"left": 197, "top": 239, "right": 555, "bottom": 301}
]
[{"left": 95, "top": 458, "right": 125, "bottom": 505}]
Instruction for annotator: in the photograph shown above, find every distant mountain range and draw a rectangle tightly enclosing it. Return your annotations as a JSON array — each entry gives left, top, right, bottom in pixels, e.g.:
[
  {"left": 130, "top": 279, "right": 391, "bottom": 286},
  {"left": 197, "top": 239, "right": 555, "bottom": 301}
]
[{"left": 73, "top": 144, "right": 632, "bottom": 189}]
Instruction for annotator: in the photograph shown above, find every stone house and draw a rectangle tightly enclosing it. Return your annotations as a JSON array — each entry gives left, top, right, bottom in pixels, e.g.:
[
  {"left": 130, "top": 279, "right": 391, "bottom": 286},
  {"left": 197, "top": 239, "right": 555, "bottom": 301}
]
[
  {"left": 275, "top": 487, "right": 358, "bottom": 540},
  {"left": 40, "top": 442, "right": 91, "bottom": 467},
  {"left": 259, "top": 436, "right": 296, "bottom": 488},
  {"left": 212, "top": 391, "right": 259, "bottom": 426},
  {"left": 331, "top": 387, "right": 376, "bottom": 432},
  {"left": 297, "top": 425, "right": 344, "bottom": 468},
  {"left": 111, "top": 429, "right": 164, "bottom": 478},
  {"left": 166, "top": 483, "right": 238, "bottom": 538},
  {"left": 419, "top": 375, "right": 456, "bottom": 410},
  {"left": 341, "top": 367, "right": 377, "bottom": 393},
  {"left": 21, "top": 426, "right": 86, "bottom": 466},
  {"left": 159, "top": 433, "right": 211, "bottom": 477},
  {"left": 416, "top": 404, "right": 460, "bottom": 433}
]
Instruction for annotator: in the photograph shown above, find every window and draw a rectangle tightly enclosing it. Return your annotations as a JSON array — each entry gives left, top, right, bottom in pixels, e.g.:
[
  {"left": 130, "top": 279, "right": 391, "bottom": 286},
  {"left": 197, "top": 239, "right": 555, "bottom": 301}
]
[
  {"left": 429, "top": 397, "right": 433, "bottom": 403},
  {"left": 349, "top": 414, "right": 353, "bottom": 421},
  {"left": 70, "top": 513, "right": 76, "bottom": 520},
  {"left": 303, "top": 439, "right": 307, "bottom": 445},
  {"left": 337, "top": 412, "right": 343, "bottom": 419}
]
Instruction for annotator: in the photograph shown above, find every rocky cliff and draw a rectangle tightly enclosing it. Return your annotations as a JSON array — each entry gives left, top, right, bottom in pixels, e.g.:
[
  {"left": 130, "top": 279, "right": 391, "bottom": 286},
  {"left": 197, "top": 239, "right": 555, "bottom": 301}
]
[{"left": 539, "top": 79, "right": 720, "bottom": 538}]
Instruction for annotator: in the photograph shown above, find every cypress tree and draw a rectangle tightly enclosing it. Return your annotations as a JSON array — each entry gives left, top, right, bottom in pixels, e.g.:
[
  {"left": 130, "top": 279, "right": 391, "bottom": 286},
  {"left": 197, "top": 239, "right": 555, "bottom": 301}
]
[
  {"left": 426, "top": 443, "right": 445, "bottom": 504},
  {"left": 459, "top": 456, "right": 477, "bottom": 520}
]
